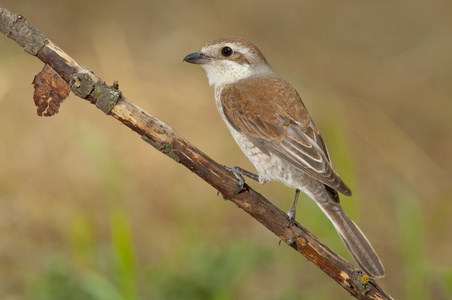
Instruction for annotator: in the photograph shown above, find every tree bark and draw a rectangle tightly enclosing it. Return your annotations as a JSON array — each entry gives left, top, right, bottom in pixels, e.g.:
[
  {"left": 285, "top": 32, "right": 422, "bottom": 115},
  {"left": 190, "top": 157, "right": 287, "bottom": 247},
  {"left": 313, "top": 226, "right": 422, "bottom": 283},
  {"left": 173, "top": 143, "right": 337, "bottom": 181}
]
[{"left": 0, "top": 6, "right": 393, "bottom": 299}]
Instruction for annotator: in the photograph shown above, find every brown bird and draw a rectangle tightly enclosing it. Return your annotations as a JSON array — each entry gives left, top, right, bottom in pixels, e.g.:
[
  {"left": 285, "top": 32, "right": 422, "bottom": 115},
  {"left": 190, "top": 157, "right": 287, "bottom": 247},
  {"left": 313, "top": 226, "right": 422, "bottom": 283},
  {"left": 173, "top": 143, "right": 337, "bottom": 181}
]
[{"left": 183, "top": 36, "right": 385, "bottom": 278}]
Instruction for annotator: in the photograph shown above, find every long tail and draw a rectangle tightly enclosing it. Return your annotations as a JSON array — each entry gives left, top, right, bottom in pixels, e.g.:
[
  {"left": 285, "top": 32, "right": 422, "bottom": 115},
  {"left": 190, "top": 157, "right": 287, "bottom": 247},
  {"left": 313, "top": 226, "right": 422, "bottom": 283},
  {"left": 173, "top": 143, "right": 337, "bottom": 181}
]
[{"left": 317, "top": 202, "right": 385, "bottom": 278}]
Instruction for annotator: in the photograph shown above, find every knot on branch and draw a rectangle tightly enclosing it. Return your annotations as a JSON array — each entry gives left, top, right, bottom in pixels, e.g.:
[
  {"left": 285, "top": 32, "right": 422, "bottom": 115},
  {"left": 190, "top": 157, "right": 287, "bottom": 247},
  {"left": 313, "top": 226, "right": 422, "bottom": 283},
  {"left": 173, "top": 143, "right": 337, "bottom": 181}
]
[
  {"left": 70, "top": 72, "right": 95, "bottom": 99},
  {"left": 92, "top": 80, "right": 122, "bottom": 114},
  {"left": 69, "top": 73, "right": 121, "bottom": 114}
]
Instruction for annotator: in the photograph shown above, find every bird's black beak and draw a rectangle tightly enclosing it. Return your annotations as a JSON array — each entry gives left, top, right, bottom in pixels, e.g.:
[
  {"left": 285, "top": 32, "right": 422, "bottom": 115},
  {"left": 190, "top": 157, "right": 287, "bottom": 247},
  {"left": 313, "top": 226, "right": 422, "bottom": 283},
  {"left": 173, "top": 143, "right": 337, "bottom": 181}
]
[{"left": 183, "top": 51, "right": 211, "bottom": 64}]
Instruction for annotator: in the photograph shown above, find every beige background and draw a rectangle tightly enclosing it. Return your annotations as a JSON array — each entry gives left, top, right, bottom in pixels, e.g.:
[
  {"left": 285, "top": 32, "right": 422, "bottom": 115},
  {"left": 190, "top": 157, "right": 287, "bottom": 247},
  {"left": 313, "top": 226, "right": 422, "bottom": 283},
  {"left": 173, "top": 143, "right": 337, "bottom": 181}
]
[{"left": 1, "top": 1, "right": 451, "bottom": 299}]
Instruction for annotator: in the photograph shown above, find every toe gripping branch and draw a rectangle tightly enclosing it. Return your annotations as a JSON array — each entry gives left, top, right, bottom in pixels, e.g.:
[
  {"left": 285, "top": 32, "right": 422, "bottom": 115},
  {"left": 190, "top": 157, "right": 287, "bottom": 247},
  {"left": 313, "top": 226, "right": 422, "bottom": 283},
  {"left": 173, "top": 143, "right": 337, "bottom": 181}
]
[{"left": 222, "top": 165, "right": 259, "bottom": 195}]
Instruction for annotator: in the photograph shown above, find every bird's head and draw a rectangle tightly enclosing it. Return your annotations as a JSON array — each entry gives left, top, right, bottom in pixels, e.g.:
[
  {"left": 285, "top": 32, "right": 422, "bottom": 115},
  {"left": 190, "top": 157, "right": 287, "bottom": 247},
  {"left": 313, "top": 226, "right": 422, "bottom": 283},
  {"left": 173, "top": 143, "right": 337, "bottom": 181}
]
[{"left": 183, "top": 36, "right": 274, "bottom": 88}]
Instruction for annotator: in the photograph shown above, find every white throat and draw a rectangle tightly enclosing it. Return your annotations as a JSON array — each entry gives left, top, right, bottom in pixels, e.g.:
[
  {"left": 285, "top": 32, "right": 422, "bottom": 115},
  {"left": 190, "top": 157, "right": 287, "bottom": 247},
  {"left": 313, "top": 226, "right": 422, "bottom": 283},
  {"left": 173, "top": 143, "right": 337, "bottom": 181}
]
[{"left": 201, "top": 60, "right": 252, "bottom": 88}]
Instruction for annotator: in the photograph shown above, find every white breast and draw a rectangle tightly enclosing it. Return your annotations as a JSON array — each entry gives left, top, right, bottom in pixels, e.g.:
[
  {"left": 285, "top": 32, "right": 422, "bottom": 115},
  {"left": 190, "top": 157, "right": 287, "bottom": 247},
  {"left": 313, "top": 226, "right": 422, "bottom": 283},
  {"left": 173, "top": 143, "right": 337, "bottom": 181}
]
[{"left": 213, "top": 86, "right": 272, "bottom": 185}]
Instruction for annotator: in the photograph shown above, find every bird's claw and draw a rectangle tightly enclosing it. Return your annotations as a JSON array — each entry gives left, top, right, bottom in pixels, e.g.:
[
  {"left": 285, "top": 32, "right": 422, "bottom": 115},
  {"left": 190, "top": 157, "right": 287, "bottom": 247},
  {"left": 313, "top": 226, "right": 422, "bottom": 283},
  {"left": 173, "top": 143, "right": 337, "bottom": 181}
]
[
  {"left": 222, "top": 165, "right": 248, "bottom": 195},
  {"left": 287, "top": 206, "right": 296, "bottom": 227}
]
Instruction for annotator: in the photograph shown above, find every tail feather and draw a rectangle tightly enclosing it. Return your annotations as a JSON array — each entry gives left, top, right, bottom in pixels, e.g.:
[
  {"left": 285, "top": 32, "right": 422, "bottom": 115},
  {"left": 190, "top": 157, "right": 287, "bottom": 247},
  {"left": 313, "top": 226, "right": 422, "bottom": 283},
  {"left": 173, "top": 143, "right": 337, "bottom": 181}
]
[{"left": 318, "top": 203, "right": 385, "bottom": 278}]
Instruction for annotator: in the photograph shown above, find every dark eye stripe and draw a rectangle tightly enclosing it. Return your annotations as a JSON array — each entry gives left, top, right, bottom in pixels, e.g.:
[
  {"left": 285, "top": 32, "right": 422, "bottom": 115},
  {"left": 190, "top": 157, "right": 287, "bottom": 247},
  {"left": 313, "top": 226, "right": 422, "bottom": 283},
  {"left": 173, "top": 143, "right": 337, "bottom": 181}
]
[{"left": 233, "top": 53, "right": 252, "bottom": 65}]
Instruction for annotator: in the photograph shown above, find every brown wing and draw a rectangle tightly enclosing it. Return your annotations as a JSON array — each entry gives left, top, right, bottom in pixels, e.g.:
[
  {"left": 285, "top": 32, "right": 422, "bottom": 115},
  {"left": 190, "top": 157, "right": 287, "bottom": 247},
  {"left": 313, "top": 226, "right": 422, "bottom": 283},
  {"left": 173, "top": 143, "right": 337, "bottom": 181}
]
[{"left": 221, "top": 75, "right": 352, "bottom": 196}]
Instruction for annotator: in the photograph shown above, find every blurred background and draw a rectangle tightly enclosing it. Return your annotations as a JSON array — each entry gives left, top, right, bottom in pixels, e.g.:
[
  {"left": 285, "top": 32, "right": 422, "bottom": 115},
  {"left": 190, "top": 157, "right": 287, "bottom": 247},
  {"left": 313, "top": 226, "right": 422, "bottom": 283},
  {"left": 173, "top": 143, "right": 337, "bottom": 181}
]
[{"left": 1, "top": 0, "right": 451, "bottom": 299}]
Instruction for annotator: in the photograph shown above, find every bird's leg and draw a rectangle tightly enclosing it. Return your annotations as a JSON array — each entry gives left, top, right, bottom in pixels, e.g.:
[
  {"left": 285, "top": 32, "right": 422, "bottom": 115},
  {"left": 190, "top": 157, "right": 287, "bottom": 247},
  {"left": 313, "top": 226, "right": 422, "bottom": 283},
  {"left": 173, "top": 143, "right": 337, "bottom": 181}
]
[
  {"left": 222, "top": 165, "right": 259, "bottom": 194},
  {"left": 287, "top": 189, "right": 301, "bottom": 226}
]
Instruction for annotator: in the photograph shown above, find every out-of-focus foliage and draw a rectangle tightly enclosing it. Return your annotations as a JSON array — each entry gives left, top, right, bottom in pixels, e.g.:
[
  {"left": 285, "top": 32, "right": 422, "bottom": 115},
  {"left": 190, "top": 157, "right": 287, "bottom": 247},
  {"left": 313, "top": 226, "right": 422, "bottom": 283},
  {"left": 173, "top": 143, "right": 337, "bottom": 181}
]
[{"left": 1, "top": 1, "right": 451, "bottom": 299}]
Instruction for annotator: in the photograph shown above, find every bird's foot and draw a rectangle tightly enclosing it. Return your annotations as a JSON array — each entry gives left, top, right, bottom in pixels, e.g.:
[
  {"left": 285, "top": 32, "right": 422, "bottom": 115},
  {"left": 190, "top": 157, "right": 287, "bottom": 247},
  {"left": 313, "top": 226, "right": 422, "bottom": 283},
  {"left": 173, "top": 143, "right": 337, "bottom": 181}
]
[
  {"left": 287, "top": 206, "right": 297, "bottom": 227},
  {"left": 222, "top": 165, "right": 259, "bottom": 195}
]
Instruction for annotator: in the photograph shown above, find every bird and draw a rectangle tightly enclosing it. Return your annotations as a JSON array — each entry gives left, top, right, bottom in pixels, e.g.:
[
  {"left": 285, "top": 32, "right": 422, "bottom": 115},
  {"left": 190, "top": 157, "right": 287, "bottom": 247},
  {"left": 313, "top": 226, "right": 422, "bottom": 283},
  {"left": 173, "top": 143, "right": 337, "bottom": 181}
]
[{"left": 183, "top": 36, "right": 385, "bottom": 278}]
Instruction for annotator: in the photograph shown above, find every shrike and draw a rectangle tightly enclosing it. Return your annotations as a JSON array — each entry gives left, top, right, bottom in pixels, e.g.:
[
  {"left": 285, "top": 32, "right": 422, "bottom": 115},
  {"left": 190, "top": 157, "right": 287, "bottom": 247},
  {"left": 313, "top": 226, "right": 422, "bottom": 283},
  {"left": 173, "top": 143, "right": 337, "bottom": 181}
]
[{"left": 183, "top": 36, "right": 384, "bottom": 278}]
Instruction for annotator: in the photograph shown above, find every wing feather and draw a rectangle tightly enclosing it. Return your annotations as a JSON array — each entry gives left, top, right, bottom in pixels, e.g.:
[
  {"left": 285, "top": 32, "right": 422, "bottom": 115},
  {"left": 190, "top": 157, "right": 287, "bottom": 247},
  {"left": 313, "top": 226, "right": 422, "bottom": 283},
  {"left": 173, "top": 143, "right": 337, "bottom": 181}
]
[{"left": 221, "top": 76, "right": 352, "bottom": 196}]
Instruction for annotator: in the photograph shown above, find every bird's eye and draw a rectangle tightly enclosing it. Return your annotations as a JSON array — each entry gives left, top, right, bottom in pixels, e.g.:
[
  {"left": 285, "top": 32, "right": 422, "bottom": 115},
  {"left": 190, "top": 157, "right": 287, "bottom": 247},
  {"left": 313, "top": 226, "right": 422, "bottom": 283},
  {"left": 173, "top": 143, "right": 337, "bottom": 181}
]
[{"left": 221, "top": 46, "right": 233, "bottom": 57}]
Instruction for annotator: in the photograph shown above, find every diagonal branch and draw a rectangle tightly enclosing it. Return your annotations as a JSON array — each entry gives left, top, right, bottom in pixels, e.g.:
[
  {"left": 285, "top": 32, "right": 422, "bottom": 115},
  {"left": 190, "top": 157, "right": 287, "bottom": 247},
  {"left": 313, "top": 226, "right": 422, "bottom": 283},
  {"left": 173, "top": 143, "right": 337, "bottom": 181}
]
[{"left": 0, "top": 6, "right": 392, "bottom": 300}]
